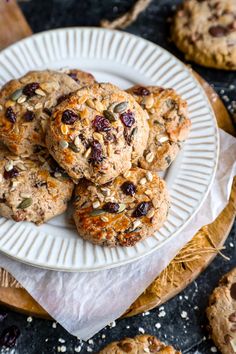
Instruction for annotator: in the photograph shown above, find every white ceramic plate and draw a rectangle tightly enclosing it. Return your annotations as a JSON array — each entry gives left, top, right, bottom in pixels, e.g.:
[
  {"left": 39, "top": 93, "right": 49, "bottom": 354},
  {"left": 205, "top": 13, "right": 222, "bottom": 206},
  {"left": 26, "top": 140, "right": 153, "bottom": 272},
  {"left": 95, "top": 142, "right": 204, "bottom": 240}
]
[{"left": 0, "top": 28, "right": 219, "bottom": 272}]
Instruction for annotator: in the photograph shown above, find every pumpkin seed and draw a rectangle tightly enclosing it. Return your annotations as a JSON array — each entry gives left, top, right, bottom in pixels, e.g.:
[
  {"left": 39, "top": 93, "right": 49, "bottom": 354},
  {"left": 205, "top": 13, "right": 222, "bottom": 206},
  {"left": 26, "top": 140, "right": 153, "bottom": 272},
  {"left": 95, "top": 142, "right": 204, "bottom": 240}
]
[
  {"left": 103, "top": 110, "right": 118, "bottom": 122},
  {"left": 113, "top": 101, "right": 128, "bottom": 113},
  {"left": 59, "top": 140, "right": 68, "bottom": 149},
  {"left": 68, "top": 142, "right": 80, "bottom": 152},
  {"left": 17, "top": 197, "right": 32, "bottom": 209},
  {"left": 11, "top": 89, "right": 23, "bottom": 101},
  {"left": 117, "top": 203, "right": 126, "bottom": 213},
  {"left": 90, "top": 209, "right": 105, "bottom": 216}
]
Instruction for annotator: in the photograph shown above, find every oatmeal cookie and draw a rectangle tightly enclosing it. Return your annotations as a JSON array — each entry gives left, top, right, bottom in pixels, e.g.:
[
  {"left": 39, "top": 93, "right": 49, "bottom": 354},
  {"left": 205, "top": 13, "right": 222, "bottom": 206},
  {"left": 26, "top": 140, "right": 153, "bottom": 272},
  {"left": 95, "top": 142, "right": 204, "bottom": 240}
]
[
  {"left": 0, "top": 70, "right": 79, "bottom": 155},
  {"left": 0, "top": 146, "right": 74, "bottom": 225},
  {"left": 46, "top": 83, "right": 149, "bottom": 184},
  {"left": 207, "top": 268, "right": 236, "bottom": 354},
  {"left": 172, "top": 0, "right": 236, "bottom": 70},
  {"left": 65, "top": 69, "right": 96, "bottom": 86},
  {"left": 99, "top": 334, "right": 181, "bottom": 353},
  {"left": 73, "top": 167, "right": 169, "bottom": 247},
  {"left": 127, "top": 85, "right": 190, "bottom": 171}
]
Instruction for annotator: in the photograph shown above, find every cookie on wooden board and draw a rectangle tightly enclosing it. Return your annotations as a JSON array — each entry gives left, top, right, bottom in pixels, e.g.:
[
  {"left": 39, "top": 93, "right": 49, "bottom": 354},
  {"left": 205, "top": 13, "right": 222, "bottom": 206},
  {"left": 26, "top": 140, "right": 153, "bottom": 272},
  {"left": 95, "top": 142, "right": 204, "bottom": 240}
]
[
  {"left": 73, "top": 167, "right": 169, "bottom": 247},
  {"left": 0, "top": 145, "right": 74, "bottom": 225},
  {"left": 0, "top": 70, "right": 79, "bottom": 155},
  {"left": 46, "top": 83, "right": 149, "bottom": 184},
  {"left": 127, "top": 85, "right": 190, "bottom": 171},
  {"left": 207, "top": 268, "right": 236, "bottom": 354},
  {"left": 99, "top": 334, "right": 181, "bottom": 353},
  {"left": 172, "top": 0, "right": 236, "bottom": 70}
]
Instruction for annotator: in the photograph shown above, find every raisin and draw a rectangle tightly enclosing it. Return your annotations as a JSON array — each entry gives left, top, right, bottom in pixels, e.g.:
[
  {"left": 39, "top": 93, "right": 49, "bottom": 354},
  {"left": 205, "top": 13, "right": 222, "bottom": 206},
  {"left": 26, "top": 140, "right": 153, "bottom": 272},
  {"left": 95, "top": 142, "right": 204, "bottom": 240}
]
[
  {"left": 68, "top": 71, "right": 79, "bottom": 83},
  {"left": 133, "top": 86, "right": 150, "bottom": 96},
  {"left": 92, "top": 115, "right": 111, "bottom": 132},
  {"left": 24, "top": 110, "right": 35, "bottom": 122},
  {"left": 120, "top": 110, "right": 135, "bottom": 128},
  {"left": 209, "top": 25, "right": 228, "bottom": 37},
  {"left": 57, "top": 94, "right": 70, "bottom": 105},
  {"left": 89, "top": 140, "right": 103, "bottom": 165},
  {"left": 5, "top": 107, "right": 16, "bottom": 123},
  {"left": 103, "top": 202, "right": 119, "bottom": 213},
  {"left": 43, "top": 108, "right": 52, "bottom": 116},
  {"left": 0, "top": 325, "right": 20, "bottom": 348},
  {"left": 121, "top": 181, "right": 136, "bottom": 196},
  {"left": 22, "top": 82, "right": 39, "bottom": 97},
  {"left": 132, "top": 201, "right": 151, "bottom": 217},
  {"left": 3, "top": 167, "right": 19, "bottom": 180},
  {"left": 61, "top": 109, "right": 79, "bottom": 124}
]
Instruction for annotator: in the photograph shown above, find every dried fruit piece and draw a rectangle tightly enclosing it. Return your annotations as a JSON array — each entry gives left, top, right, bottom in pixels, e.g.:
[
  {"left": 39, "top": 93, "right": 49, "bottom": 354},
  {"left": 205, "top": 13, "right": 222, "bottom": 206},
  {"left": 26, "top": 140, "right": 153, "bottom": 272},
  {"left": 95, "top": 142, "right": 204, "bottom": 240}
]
[
  {"left": 24, "top": 110, "right": 35, "bottom": 122},
  {"left": 22, "top": 82, "right": 40, "bottom": 97},
  {"left": 61, "top": 109, "right": 79, "bottom": 125},
  {"left": 209, "top": 25, "right": 228, "bottom": 37},
  {"left": 132, "top": 201, "right": 151, "bottom": 217},
  {"left": 121, "top": 181, "right": 136, "bottom": 196},
  {"left": 92, "top": 115, "right": 111, "bottom": 132},
  {"left": 5, "top": 107, "right": 16, "bottom": 123},
  {"left": 0, "top": 325, "right": 20, "bottom": 348},
  {"left": 120, "top": 110, "right": 135, "bottom": 128},
  {"left": 17, "top": 198, "right": 33, "bottom": 209},
  {"left": 103, "top": 202, "right": 120, "bottom": 213},
  {"left": 133, "top": 86, "right": 150, "bottom": 96},
  {"left": 89, "top": 140, "right": 103, "bottom": 165},
  {"left": 3, "top": 167, "right": 19, "bottom": 180},
  {"left": 57, "top": 94, "right": 70, "bottom": 105}
]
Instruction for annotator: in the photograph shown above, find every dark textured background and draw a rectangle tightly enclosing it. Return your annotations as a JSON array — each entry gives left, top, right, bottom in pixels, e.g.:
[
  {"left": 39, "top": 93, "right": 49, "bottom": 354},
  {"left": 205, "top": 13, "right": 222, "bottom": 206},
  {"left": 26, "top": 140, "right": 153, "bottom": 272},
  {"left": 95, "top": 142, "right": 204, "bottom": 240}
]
[{"left": 0, "top": 0, "right": 235, "bottom": 353}]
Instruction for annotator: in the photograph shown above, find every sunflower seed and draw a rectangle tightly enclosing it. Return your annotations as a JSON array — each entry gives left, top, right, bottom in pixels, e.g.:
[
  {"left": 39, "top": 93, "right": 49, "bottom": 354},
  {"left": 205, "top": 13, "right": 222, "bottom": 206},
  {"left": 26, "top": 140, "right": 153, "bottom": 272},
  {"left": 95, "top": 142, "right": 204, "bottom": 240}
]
[
  {"left": 147, "top": 208, "right": 155, "bottom": 218},
  {"left": 20, "top": 192, "right": 31, "bottom": 198},
  {"left": 117, "top": 203, "right": 126, "bottom": 213},
  {"left": 132, "top": 219, "right": 142, "bottom": 229},
  {"left": 74, "top": 136, "right": 80, "bottom": 148},
  {"left": 17, "top": 95, "right": 27, "bottom": 104},
  {"left": 11, "top": 89, "right": 23, "bottom": 101},
  {"left": 86, "top": 99, "right": 95, "bottom": 108},
  {"left": 139, "top": 178, "right": 147, "bottom": 185},
  {"left": 113, "top": 101, "right": 128, "bottom": 113},
  {"left": 92, "top": 200, "right": 100, "bottom": 209},
  {"left": 17, "top": 197, "right": 32, "bottom": 209},
  {"left": 103, "top": 110, "right": 118, "bottom": 122},
  {"left": 95, "top": 100, "right": 104, "bottom": 111},
  {"left": 35, "top": 88, "right": 46, "bottom": 97},
  {"left": 101, "top": 216, "right": 109, "bottom": 222},
  {"left": 90, "top": 209, "right": 105, "bottom": 216},
  {"left": 34, "top": 102, "right": 43, "bottom": 110},
  {"left": 84, "top": 147, "right": 92, "bottom": 158},
  {"left": 156, "top": 134, "right": 169, "bottom": 144},
  {"left": 146, "top": 171, "right": 153, "bottom": 182},
  {"left": 59, "top": 140, "right": 68, "bottom": 149},
  {"left": 54, "top": 172, "right": 62, "bottom": 178},
  {"left": 145, "top": 152, "right": 154, "bottom": 163}
]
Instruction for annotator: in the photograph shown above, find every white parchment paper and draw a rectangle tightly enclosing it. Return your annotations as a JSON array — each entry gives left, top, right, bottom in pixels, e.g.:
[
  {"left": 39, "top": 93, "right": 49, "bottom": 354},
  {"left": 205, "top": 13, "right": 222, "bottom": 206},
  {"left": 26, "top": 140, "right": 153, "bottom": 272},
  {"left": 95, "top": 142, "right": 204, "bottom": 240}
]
[{"left": 0, "top": 129, "right": 235, "bottom": 340}]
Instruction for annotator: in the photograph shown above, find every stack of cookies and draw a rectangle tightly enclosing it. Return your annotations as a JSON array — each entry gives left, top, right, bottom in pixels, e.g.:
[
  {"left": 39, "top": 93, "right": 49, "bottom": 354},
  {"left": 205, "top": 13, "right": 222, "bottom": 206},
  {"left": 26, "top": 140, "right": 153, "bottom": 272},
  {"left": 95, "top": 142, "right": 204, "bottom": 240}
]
[{"left": 0, "top": 69, "right": 191, "bottom": 247}]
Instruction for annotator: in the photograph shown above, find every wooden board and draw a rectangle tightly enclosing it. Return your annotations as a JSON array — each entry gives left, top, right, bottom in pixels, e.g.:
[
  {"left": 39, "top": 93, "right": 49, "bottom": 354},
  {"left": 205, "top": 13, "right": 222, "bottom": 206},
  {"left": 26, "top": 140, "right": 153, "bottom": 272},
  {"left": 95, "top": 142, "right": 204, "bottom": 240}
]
[{"left": 0, "top": 4, "right": 235, "bottom": 320}]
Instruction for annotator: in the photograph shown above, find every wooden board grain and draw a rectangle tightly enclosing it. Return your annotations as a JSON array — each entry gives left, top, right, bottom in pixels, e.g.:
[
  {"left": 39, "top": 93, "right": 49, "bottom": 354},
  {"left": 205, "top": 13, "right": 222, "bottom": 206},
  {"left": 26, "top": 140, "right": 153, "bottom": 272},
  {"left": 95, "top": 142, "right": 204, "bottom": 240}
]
[{"left": 0, "top": 4, "right": 235, "bottom": 320}]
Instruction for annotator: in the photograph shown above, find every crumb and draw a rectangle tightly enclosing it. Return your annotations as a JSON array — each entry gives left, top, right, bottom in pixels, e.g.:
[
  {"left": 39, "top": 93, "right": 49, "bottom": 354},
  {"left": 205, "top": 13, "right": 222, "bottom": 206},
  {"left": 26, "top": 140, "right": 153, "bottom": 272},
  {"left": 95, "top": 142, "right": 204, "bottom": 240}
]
[
  {"left": 158, "top": 310, "right": 166, "bottom": 318},
  {"left": 181, "top": 311, "right": 188, "bottom": 319},
  {"left": 138, "top": 327, "right": 145, "bottom": 334},
  {"left": 155, "top": 323, "right": 161, "bottom": 329},
  {"left": 27, "top": 316, "right": 33, "bottom": 323}
]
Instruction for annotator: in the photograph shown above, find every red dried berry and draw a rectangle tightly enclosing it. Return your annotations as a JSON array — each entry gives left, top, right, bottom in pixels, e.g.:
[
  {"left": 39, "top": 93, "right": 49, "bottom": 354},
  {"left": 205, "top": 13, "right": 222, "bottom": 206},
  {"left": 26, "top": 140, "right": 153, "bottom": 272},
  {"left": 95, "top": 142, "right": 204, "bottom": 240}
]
[
  {"left": 132, "top": 201, "right": 151, "bottom": 217},
  {"left": 93, "top": 115, "right": 111, "bottom": 132},
  {"left": 61, "top": 109, "right": 79, "bottom": 125},
  {"left": 22, "top": 82, "right": 40, "bottom": 97},
  {"left": 57, "top": 94, "right": 70, "bottom": 105},
  {"left": 24, "top": 110, "right": 35, "bottom": 122},
  {"left": 43, "top": 108, "right": 52, "bottom": 116},
  {"left": 103, "top": 202, "right": 120, "bottom": 213},
  {"left": 0, "top": 325, "right": 20, "bottom": 348},
  {"left": 89, "top": 140, "right": 103, "bottom": 165},
  {"left": 3, "top": 167, "right": 19, "bottom": 180},
  {"left": 120, "top": 110, "right": 135, "bottom": 128},
  {"left": 121, "top": 181, "right": 136, "bottom": 196},
  {"left": 68, "top": 71, "right": 79, "bottom": 83},
  {"left": 133, "top": 86, "right": 150, "bottom": 96},
  {"left": 5, "top": 107, "right": 16, "bottom": 123},
  {"left": 209, "top": 25, "right": 228, "bottom": 37}
]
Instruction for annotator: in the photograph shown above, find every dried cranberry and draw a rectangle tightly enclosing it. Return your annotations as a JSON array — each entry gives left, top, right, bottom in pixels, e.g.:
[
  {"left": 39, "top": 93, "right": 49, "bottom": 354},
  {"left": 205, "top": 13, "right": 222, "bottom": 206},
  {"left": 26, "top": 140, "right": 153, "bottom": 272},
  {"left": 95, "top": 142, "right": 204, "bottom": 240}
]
[
  {"left": 61, "top": 110, "right": 79, "bottom": 125},
  {"left": 209, "top": 25, "right": 228, "bottom": 37},
  {"left": 121, "top": 181, "right": 136, "bottom": 196},
  {"left": 89, "top": 140, "right": 103, "bottom": 165},
  {"left": 0, "top": 325, "right": 20, "bottom": 348},
  {"left": 57, "top": 94, "right": 70, "bottom": 105},
  {"left": 120, "top": 110, "right": 135, "bottom": 128},
  {"left": 4, "top": 167, "right": 19, "bottom": 180},
  {"left": 0, "top": 311, "right": 7, "bottom": 322},
  {"left": 103, "top": 202, "right": 119, "bottom": 213},
  {"left": 5, "top": 107, "right": 16, "bottom": 123},
  {"left": 133, "top": 86, "right": 150, "bottom": 96},
  {"left": 68, "top": 71, "right": 79, "bottom": 82},
  {"left": 24, "top": 110, "right": 35, "bottom": 122},
  {"left": 132, "top": 201, "right": 151, "bottom": 217},
  {"left": 22, "top": 82, "right": 40, "bottom": 97},
  {"left": 92, "top": 115, "right": 111, "bottom": 132}
]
